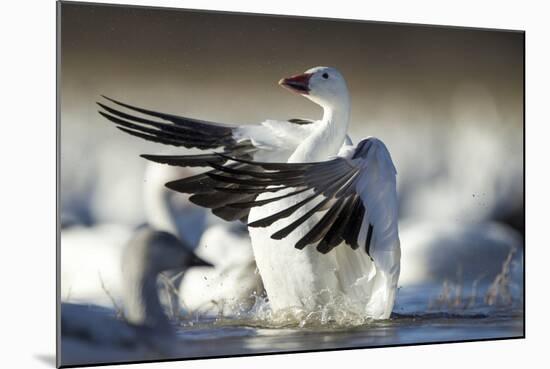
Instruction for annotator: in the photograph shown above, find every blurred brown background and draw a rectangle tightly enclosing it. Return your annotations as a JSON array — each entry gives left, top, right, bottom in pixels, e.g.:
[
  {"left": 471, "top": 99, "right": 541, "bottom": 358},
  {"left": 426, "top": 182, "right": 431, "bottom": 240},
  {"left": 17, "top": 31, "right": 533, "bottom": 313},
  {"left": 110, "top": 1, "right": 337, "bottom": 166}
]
[
  {"left": 59, "top": 2, "right": 524, "bottom": 232},
  {"left": 60, "top": 3, "right": 523, "bottom": 124}
]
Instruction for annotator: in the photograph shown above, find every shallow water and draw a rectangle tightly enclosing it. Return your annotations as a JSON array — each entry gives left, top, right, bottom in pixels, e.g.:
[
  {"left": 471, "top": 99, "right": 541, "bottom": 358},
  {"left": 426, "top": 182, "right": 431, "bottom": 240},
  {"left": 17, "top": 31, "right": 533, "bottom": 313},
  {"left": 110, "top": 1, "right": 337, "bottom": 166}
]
[
  {"left": 61, "top": 283, "right": 523, "bottom": 366},
  {"left": 172, "top": 314, "right": 522, "bottom": 359},
  {"left": 168, "top": 284, "right": 523, "bottom": 360}
]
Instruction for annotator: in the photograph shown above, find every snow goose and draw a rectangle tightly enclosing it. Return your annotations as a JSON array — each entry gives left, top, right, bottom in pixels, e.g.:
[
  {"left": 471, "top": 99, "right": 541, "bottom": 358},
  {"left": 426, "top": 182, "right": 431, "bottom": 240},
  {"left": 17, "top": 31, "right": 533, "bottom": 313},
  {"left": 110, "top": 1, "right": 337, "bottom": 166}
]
[
  {"left": 60, "top": 226, "right": 212, "bottom": 366},
  {"left": 98, "top": 66, "right": 400, "bottom": 321}
]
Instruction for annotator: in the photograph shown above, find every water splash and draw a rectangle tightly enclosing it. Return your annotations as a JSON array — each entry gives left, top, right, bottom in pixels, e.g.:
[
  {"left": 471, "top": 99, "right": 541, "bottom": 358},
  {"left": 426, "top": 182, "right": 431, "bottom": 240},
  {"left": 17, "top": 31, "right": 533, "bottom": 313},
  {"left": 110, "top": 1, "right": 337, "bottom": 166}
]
[{"left": 180, "top": 290, "right": 384, "bottom": 329}]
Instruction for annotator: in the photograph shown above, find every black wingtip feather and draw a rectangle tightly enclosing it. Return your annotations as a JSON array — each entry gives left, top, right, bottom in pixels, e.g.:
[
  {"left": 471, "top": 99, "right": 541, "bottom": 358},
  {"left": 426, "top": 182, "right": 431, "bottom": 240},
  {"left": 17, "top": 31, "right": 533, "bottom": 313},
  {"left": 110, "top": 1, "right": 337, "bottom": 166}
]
[
  {"left": 212, "top": 206, "right": 252, "bottom": 222},
  {"left": 140, "top": 154, "right": 227, "bottom": 167},
  {"left": 165, "top": 177, "right": 213, "bottom": 194},
  {"left": 365, "top": 223, "right": 374, "bottom": 256}
]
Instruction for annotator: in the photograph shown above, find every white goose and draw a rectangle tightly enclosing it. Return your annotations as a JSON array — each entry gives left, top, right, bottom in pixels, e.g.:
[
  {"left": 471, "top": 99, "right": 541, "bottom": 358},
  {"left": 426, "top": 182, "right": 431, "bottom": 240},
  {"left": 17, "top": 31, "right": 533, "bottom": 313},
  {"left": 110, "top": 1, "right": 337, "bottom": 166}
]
[{"left": 98, "top": 66, "right": 400, "bottom": 320}]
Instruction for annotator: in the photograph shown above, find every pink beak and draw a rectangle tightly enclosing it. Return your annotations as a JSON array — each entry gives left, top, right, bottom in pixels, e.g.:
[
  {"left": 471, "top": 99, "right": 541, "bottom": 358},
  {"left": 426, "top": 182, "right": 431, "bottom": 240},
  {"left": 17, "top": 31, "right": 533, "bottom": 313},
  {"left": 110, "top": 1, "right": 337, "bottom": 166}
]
[{"left": 279, "top": 73, "right": 312, "bottom": 94}]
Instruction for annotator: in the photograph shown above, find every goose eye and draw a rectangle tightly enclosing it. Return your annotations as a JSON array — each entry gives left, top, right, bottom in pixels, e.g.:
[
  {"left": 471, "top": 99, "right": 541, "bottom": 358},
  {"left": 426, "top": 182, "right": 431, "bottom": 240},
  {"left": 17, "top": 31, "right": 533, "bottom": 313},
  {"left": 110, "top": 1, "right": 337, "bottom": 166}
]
[{"left": 322, "top": 73, "right": 329, "bottom": 79}]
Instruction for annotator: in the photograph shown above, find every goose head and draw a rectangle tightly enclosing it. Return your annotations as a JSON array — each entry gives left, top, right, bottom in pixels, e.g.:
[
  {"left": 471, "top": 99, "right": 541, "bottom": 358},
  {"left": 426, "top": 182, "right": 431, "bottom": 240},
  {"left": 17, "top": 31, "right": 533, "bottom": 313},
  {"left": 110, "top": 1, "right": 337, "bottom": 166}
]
[
  {"left": 279, "top": 66, "right": 350, "bottom": 110},
  {"left": 123, "top": 228, "right": 212, "bottom": 276}
]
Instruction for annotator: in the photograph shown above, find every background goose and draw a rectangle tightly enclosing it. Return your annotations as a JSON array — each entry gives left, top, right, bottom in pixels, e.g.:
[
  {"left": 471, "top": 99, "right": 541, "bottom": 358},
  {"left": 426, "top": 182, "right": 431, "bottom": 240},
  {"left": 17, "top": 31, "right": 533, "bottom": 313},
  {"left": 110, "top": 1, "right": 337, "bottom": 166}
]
[
  {"left": 59, "top": 165, "right": 207, "bottom": 310},
  {"left": 399, "top": 221, "right": 523, "bottom": 287},
  {"left": 98, "top": 66, "right": 400, "bottom": 321},
  {"left": 179, "top": 222, "right": 264, "bottom": 316},
  {"left": 60, "top": 227, "right": 212, "bottom": 367},
  {"left": 143, "top": 160, "right": 264, "bottom": 316}
]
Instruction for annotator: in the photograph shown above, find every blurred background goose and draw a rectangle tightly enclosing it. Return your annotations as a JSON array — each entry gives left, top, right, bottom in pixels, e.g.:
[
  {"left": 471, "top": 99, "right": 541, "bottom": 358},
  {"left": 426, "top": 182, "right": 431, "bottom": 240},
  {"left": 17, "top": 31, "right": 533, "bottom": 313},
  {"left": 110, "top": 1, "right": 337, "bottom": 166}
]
[
  {"left": 143, "top": 161, "right": 264, "bottom": 316},
  {"left": 59, "top": 227, "right": 212, "bottom": 367},
  {"left": 399, "top": 220, "right": 523, "bottom": 287}
]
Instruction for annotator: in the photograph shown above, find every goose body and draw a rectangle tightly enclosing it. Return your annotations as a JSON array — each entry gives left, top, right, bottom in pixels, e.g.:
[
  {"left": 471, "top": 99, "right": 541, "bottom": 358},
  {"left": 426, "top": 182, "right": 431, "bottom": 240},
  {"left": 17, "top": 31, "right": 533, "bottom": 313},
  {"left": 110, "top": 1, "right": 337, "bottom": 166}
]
[
  {"left": 98, "top": 66, "right": 401, "bottom": 321},
  {"left": 248, "top": 135, "right": 399, "bottom": 318}
]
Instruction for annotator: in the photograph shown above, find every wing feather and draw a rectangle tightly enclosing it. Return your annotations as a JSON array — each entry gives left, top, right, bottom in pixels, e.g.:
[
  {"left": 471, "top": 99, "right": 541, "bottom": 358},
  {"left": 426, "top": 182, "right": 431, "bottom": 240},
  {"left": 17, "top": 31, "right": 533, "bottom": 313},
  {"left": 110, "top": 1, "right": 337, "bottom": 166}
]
[{"left": 99, "top": 96, "right": 316, "bottom": 162}]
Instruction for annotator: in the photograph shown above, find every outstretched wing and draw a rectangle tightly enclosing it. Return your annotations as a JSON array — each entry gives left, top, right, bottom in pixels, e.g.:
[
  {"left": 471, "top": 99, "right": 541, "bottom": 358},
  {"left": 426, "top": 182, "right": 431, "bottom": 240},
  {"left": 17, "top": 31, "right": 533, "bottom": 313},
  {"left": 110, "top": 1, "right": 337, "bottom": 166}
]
[
  {"left": 97, "top": 96, "right": 320, "bottom": 222},
  {"left": 148, "top": 136, "right": 398, "bottom": 258},
  {"left": 97, "top": 96, "right": 318, "bottom": 164}
]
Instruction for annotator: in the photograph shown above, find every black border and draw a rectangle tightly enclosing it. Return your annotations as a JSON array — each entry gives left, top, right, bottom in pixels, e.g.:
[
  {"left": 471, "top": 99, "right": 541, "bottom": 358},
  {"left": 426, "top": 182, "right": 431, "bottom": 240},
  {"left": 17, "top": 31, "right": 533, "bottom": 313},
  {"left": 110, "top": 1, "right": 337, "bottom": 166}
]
[{"left": 55, "top": 1, "right": 526, "bottom": 368}]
